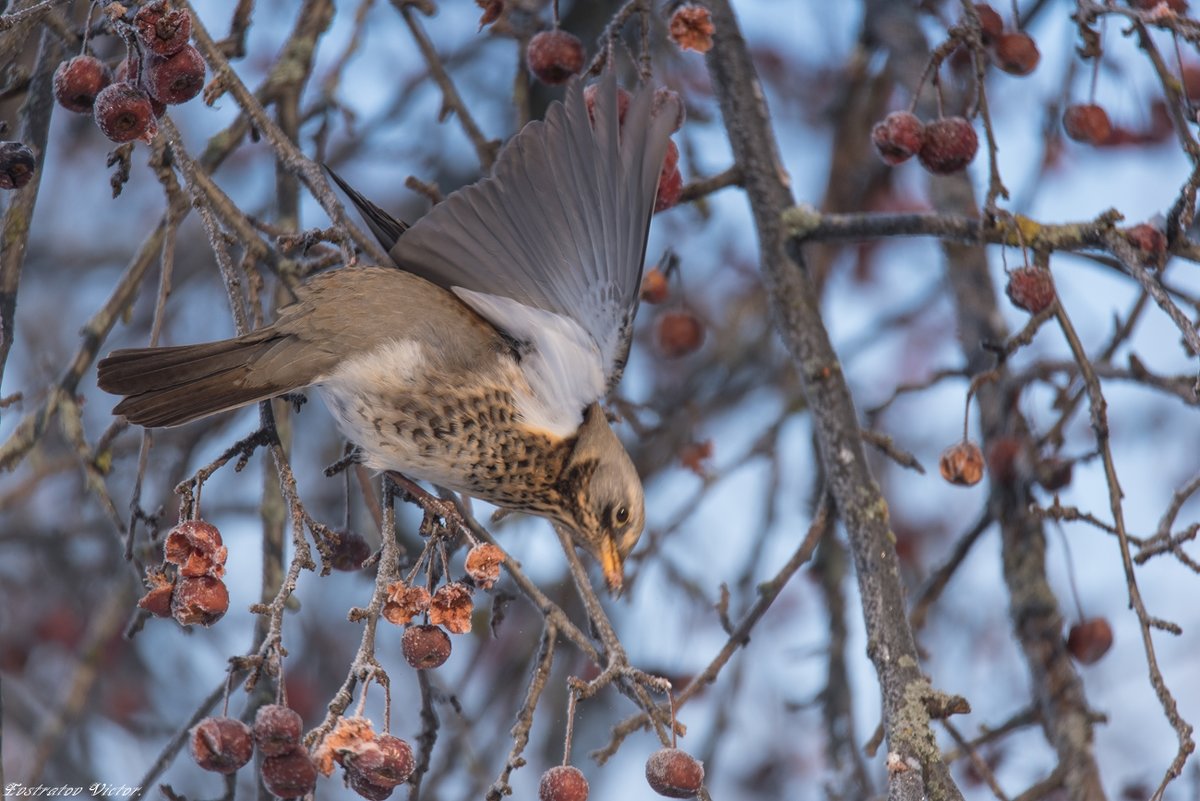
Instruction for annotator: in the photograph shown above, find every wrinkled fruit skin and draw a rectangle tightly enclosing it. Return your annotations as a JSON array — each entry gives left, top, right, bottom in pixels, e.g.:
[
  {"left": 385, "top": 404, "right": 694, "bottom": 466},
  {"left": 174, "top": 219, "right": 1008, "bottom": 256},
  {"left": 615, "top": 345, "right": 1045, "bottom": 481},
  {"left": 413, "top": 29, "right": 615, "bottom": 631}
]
[
  {"left": 872, "top": 110, "right": 925, "bottom": 166},
  {"left": 171, "top": 575, "right": 229, "bottom": 627},
  {"left": 348, "top": 770, "right": 395, "bottom": 801},
  {"left": 1067, "top": 618, "right": 1114, "bottom": 665},
  {"left": 655, "top": 309, "right": 705, "bottom": 358},
  {"left": 164, "top": 518, "right": 227, "bottom": 578},
  {"left": 53, "top": 55, "right": 111, "bottom": 113},
  {"left": 527, "top": 30, "right": 585, "bottom": 86},
  {"left": 345, "top": 735, "right": 414, "bottom": 788},
  {"left": 134, "top": 0, "right": 193, "bottom": 56},
  {"left": 539, "top": 765, "right": 589, "bottom": 801},
  {"left": 645, "top": 747, "right": 705, "bottom": 798},
  {"left": 402, "top": 624, "right": 452, "bottom": 669},
  {"left": 1062, "top": 104, "right": 1112, "bottom": 145},
  {"left": 669, "top": 5, "right": 716, "bottom": 53},
  {"left": 917, "top": 117, "right": 978, "bottom": 174},
  {"left": 330, "top": 529, "right": 372, "bottom": 571},
  {"left": 145, "top": 44, "right": 206, "bottom": 105},
  {"left": 1005, "top": 266, "right": 1056, "bottom": 314},
  {"left": 939, "top": 441, "right": 985, "bottom": 487},
  {"left": 254, "top": 704, "right": 304, "bottom": 758},
  {"left": 992, "top": 31, "right": 1040, "bottom": 76},
  {"left": 190, "top": 716, "right": 253, "bottom": 774},
  {"left": 0, "top": 142, "right": 36, "bottom": 190},
  {"left": 262, "top": 747, "right": 319, "bottom": 798},
  {"left": 93, "top": 82, "right": 158, "bottom": 143}
]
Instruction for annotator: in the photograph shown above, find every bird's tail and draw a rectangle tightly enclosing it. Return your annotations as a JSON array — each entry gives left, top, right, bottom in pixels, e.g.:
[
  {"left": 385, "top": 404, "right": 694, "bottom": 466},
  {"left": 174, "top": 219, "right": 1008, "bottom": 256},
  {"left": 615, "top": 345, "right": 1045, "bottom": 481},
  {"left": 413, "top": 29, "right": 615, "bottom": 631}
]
[{"left": 97, "top": 330, "right": 296, "bottom": 427}]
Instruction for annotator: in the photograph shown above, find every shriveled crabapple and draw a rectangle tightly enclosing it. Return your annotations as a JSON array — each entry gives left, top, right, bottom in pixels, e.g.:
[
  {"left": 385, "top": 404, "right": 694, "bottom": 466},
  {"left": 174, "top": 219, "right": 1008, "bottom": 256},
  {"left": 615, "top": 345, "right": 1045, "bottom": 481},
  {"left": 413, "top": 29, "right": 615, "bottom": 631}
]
[
  {"left": 917, "top": 117, "right": 978, "bottom": 174},
  {"left": 871, "top": 110, "right": 925, "bottom": 166},
  {"left": 402, "top": 624, "right": 452, "bottom": 669},
  {"left": 261, "top": 747, "right": 319, "bottom": 799},
  {"left": 1005, "top": 265, "right": 1056, "bottom": 314},
  {"left": 992, "top": 31, "right": 1040, "bottom": 76},
  {"left": 640, "top": 267, "right": 670, "bottom": 304},
  {"left": 190, "top": 716, "right": 253, "bottom": 774},
  {"left": 1062, "top": 103, "right": 1112, "bottom": 145},
  {"left": 527, "top": 30, "right": 584, "bottom": 86},
  {"left": 144, "top": 44, "right": 206, "bottom": 105},
  {"left": 464, "top": 542, "right": 505, "bottom": 589},
  {"left": 429, "top": 581, "right": 474, "bottom": 633},
  {"left": 253, "top": 704, "right": 304, "bottom": 757},
  {"left": 645, "top": 747, "right": 705, "bottom": 798},
  {"left": 329, "top": 528, "right": 372, "bottom": 571},
  {"left": 382, "top": 580, "right": 431, "bottom": 626},
  {"left": 939, "top": 441, "right": 985, "bottom": 486},
  {"left": 655, "top": 309, "right": 705, "bottom": 358},
  {"left": 93, "top": 82, "right": 158, "bottom": 144},
  {"left": 53, "top": 55, "right": 111, "bottom": 113},
  {"left": 539, "top": 765, "right": 589, "bottom": 801},
  {"left": 0, "top": 142, "right": 36, "bottom": 190},
  {"left": 164, "top": 519, "right": 227, "bottom": 577},
  {"left": 344, "top": 734, "right": 414, "bottom": 788},
  {"left": 1066, "top": 618, "right": 1114, "bottom": 664},
  {"left": 134, "top": 0, "right": 192, "bottom": 56},
  {"left": 669, "top": 5, "right": 715, "bottom": 53},
  {"left": 655, "top": 166, "right": 684, "bottom": 212},
  {"left": 137, "top": 568, "right": 175, "bottom": 618},
  {"left": 171, "top": 575, "right": 229, "bottom": 627}
]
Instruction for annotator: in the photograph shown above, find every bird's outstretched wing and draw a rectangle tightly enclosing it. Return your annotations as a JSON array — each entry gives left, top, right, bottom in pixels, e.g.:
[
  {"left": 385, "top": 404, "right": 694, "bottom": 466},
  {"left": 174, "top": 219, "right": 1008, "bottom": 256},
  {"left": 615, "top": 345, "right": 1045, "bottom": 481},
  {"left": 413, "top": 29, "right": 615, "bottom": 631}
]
[{"left": 385, "top": 75, "right": 677, "bottom": 420}]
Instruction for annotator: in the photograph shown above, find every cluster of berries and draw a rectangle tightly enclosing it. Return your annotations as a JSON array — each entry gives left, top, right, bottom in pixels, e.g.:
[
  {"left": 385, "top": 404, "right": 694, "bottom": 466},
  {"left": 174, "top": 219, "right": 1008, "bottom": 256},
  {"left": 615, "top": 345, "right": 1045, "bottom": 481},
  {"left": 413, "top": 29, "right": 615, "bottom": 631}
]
[
  {"left": 314, "top": 716, "right": 415, "bottom": 800},
  {"left": 381, "top": 542, "right": 505, "bottom": 670},
  {"left": 538, "top": 747, "right": 705, "bottom": 800},
  {"left": 971, "top": 4, "right": 1040, "bottom": 76},
  {"left": 53, "top": 1, "right": 205, "bottom": 144},
  {"left": 137, "top": 520, "right": 230, "bottom": 627},
  {"left": 872, "top": 111, "right": 979, "bottom": 174}
]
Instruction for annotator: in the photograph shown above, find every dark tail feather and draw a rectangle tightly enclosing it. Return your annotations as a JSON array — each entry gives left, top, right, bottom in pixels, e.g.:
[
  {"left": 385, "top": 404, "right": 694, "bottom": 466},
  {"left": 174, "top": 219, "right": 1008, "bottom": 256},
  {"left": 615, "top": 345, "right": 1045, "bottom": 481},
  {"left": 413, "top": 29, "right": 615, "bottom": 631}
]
[
  {"left": 325, "top": 165, "right": 408, "bottom": 253},
  {"left": 98, "top": 332, "right": 296, "bottom": 427}
]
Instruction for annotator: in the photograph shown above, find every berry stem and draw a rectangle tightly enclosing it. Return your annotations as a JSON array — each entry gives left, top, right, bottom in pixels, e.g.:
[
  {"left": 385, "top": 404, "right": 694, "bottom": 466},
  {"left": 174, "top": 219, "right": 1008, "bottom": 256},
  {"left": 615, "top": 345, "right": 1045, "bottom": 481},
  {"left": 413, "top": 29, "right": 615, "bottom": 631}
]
[
  {"left": 1053, "top": 521, "right": 1089, "bottom": 622},
  {"left": 1088, "top": 16, "right": 1104, "bottom": 105},
  {"left": 552, "top": 0, "right": 560, "bottom": 28},
  {"left": 667, "top": 689, "right": 678, "bottom": 748},
  {"left": 562, "top": 683, "right": 581, "bottom": 766}
]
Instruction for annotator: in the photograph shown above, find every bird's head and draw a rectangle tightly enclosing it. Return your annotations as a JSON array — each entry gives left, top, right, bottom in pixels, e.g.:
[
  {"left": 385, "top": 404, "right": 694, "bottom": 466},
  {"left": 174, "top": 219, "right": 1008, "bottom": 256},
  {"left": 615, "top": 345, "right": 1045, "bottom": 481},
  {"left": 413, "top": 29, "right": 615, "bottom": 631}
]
[{"left": 555, "top": 403, "right": 645, "bottom": 595}]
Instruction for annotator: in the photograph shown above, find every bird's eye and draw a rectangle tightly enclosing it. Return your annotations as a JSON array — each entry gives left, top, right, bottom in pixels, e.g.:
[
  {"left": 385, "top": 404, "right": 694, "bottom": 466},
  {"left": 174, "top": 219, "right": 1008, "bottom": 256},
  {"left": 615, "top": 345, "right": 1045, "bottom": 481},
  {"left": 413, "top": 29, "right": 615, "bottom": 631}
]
[{"left": 614, "top": 505, "right": 630, "bottom": 526}]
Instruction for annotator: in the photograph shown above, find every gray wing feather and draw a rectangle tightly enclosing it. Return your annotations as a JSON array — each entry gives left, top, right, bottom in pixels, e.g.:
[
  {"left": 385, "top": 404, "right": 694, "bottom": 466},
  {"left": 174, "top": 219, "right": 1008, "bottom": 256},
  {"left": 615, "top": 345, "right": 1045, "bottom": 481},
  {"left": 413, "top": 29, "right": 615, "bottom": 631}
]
[{"left": 388, "top": 74, "right": 678, "bottom": 387}]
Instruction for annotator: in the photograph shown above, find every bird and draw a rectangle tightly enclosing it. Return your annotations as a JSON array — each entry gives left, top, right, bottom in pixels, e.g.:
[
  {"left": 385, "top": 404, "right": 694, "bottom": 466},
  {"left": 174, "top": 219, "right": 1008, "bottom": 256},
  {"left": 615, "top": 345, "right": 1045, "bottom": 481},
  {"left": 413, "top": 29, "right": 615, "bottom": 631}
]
[{"left": 97, "top": 75, "right": 679, "bottom": 593}]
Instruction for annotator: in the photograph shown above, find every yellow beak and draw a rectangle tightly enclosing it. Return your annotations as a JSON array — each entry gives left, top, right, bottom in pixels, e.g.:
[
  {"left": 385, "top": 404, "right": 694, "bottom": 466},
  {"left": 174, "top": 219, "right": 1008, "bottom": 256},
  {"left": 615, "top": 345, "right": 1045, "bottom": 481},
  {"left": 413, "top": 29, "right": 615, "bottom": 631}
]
[{"left": 599, "top": 536, "right": 624, "bottom": 596}]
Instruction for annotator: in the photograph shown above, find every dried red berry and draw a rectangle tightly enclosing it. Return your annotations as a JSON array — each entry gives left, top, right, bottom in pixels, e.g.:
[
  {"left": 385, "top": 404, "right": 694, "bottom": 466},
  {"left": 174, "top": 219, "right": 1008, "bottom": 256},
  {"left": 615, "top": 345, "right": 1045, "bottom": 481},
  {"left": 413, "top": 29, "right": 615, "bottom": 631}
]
[
  {"left": 871, "top": 111, "right": 925, "bottom": 166},
  {"left": 313, "top": 715, "right": 374, "bottom": 776},
  {"left": 144, "top": 44, "right": 205, "bottom": 105},
  {"left": 464, "top": 543, "right": 505, "bottom": 589},
  {"left": 53, "top": 55, "right": 111, "bottom": 113},
  {"left": 1005, "top": 266, "right": 1056, "bottom": 313},
  {"left": 645, "top": 747, "right": 705, "bottom": 798},
  {"left": 655, "top": 167, "right": 684, "bottom": 213},
  {"left": 1035, "top": 456, "right": 1073, "bottom": 491},
  {"left": 262, "top": 747, "right": 319, "bottom": 799},
  {"left": 1062, "top": 104, "right": 1112, "bottom": 145},
  {"left": 254, "top": 704, "right": 304, "bottom": 758},
  {"left": 0, "top": 142, "right": 36, "bottom": 190},
  {"left": 669, "top": 5, "right": 715, "bottom": 53},
  {"left": 429, "top": 582, "right": 474, "bottom": 634},
  {"left": 171, "top": 575, "right": 229, "bottom": 627},
  {"left": 137, "top": 568, "right": 175, "bottom": 617},
  {"left": 992, "top": 31, "right": 1040, "bottom": 76},
  {"left": 655, "top": 309, "right": 705, "bottom": 358},
  {"left": 584, "top": 84, "right": 630, "bottom": 127},
  {"left": 402, "top": 624, "right": 452, "bottom": 669},
  {"left": 917, "top": 117, "right": 978, "bottom": 174},
  {"left": 1126, "top": 223, "right": 1167, "bottom": 259},
  {"left": 653, "top": 87, "right": 686, "bottom": 132},
  {"left": 382, "top": 581, "right": 431, "bottom": 626},
  {"left": 346, "top": 735, "right": 414, "bottom": 788},
  {"left": 93, "top": 82, "right": 158, "bottom": 144},
  {"left": 348, "top": 770, "right": 395, "bottom": 801},
  {"left": 539, "top": 765, "right": 589, "bottom": 801},
  {"left": 1066, "top": 618, "right": 1113, "bottom": 664},
  {"left": 640, "top": 267, "right": 670, "bottom": 304},
  {"left": 939, "top": 441, "right": 985, "bottom": 487},
  {"left": 972, "top": 4, "right": 1004, "bottom": 44},
  {"left": 164, "top": 519, "right": 227, "bottom": 578},
  {"left": 134, "top": 0, "right": 192, "bottom": 56},
  {"left": 527, "top": 30, "right": 585, "bottom": 86},
  {"left": 190, "top": 716, "right": 253, "bottom": 774},
  {"left": 330, "top": 529, "right": 372, "bottom": 571}
]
